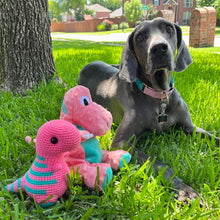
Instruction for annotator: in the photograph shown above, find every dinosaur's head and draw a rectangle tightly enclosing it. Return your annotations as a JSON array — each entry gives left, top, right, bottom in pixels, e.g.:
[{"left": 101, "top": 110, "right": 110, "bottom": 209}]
[
  {"left": 60, "top": 85, "right": 112, "bottom": 136},
  {"left": 36, "top": 120, "right": 81, "bottom": 156}
]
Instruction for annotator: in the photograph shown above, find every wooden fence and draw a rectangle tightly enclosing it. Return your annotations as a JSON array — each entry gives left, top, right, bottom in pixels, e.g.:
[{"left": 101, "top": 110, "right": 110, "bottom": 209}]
[{"left": 51, "top": 17, "right": 134, "bottom": 33}]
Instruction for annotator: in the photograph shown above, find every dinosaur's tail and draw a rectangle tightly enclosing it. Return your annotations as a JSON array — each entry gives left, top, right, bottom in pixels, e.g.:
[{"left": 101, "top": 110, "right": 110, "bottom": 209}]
[
  {"left": 25, "top": 136, "right": 36, "bottom": 148},
  {"left": 5, "top": 175, "right": 25, "bottom": 193}
]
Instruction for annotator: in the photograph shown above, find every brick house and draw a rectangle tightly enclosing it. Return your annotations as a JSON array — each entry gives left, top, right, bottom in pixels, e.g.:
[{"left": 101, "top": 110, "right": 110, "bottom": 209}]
[
  {"left": 124, "top": 0, "right": 196, "bottom": 25},
  {"left": 86, "top": 4, "right": 111, "bottom": 19}
]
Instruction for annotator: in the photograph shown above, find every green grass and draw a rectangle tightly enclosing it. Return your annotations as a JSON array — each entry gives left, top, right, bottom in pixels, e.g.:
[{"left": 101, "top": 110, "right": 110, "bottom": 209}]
[
  {"left": 0, "top": 40, "right": 220, "bottom": 219},
  {"left": 51, "top": 26, "right": 220, "bottom": 36}
]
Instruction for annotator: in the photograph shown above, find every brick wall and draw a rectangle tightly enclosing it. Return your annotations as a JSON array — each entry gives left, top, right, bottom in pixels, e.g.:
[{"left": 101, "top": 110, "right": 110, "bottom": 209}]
[
  {"left": 156, "top": 10, "right": 175, "bottom": 23},
  {"left": 189, "top": 7, "right": 216, "bottom": 47}
]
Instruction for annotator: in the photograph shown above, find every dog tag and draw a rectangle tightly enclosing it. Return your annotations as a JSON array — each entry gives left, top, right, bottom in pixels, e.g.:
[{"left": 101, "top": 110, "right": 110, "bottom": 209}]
[{"left": 158, "top": 103, "right": 168, "bottom": 123}]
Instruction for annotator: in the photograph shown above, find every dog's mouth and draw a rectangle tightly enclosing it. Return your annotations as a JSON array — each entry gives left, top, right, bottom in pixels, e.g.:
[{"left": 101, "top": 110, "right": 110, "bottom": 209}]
[{"left": 151, "top": 68, "right": 171, "bottom": 91}]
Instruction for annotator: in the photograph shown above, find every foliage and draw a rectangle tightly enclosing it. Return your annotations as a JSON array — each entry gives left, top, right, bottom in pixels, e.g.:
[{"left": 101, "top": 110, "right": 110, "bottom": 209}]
[
  {"left": 124, "top": 0, "right": 143, "bottom": 23},
  {"left": 213, "top": 0, "right": 220, "bottom": 19},
  {"left": 97, "top": 19, "right": 114, "bottom": 31},
  {"left": 104, "top": 0, "right": 122, "bottom": 11},
  {"left": 196, "top": 0, "right": 216, "bottom": 7},
  {"left": 49, "top": 0, "right": 63, "bottom": 21},
  {"left": 89, "top": 0, "right": 122, "bottom": 11},
  {"left": 119, "top": 22, "right": 129, "bottom": 29},
  {"left": 52, "top": 18, "right": 59, "bottom": 23},
  {"left": 146, "top": 4, "right": 158, "bottom": 20},
  {"left": 0, "top": 39, "right": 220, "bottom": 218},
  {"left": 103, "top": 19, "right": 114, "bottom": 31},
  {"left": 111, "top": 24, "right": 119, "bottom": 30},
  {"left": 60, "top": 0, "right": 87, "bottom": 21},
  {"left": 135, "top": 20, "right": 142, "bottom": 26},
  {"left": 49, "top": 0, "right": 94, "bottom": 21},
  {"left": 97, "top": 23, "right": 105, "bottom": 31}
]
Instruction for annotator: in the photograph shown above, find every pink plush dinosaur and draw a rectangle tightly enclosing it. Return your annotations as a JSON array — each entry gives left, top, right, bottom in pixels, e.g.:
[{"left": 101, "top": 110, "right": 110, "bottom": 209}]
[
  {"left": 5, "top": 120, "right": 81, "bottom": 207},
  {"left": 60, "top": 85, "right": 131, "bottom": 189}
]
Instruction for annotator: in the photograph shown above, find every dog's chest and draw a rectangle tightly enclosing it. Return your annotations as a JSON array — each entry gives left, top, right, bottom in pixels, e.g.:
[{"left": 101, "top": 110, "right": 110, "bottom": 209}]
[{"left": 147, "top": 100, "right": 176, "bottom": 132}]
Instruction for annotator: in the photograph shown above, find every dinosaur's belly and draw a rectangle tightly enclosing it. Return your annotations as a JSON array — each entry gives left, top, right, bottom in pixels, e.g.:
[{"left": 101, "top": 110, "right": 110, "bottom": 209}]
[{"left": 81, "top": 138, "right": 103, "bottom": 163}]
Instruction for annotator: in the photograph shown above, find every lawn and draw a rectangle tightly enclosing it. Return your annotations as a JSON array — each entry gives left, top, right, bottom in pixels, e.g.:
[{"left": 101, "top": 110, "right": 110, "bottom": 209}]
[
  {"left": 0, "top": 39, "right": 219, "bottom": 219},
  {"left": 51, "top": 26, "right": 220, "bottom": 36}
]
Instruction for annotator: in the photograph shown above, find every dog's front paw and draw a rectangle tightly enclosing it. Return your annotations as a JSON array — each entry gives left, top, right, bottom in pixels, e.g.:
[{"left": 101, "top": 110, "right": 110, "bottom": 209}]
[{"left": 176, "top": 182, "right": 207, "bottom": 207}]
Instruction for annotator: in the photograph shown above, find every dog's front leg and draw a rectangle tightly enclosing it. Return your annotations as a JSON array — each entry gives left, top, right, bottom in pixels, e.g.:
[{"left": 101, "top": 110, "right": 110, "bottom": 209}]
[
  {"left": 195, "top": 127, "right": 219, "bottom": 146},
  {"left": 176, "top": 115, "right": 219, "bottom": 147},
  {"left": 111, "top": 111, "right": 146, "bottom": 149},
  {"left": 174, "top": 98, "right": 219, "bottom": 146}
]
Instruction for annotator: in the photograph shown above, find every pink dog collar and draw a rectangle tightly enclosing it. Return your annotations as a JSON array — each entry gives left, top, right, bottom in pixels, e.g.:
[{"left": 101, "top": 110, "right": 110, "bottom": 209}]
[
  {"left": 135, "top": 78, "right": 174, "bottom": 100},
  {"left": 142, "top": 85, "right": 174, "bottom": 100}
]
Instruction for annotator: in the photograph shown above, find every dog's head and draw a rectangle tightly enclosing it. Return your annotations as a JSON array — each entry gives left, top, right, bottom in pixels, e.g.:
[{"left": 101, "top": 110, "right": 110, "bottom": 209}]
[{"left": 119, "top": 17, "right": 192, "bottom": 91}]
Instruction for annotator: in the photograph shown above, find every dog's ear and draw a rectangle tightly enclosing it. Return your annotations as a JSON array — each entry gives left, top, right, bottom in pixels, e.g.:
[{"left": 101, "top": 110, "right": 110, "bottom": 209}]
[
  {"left": 174, "top": 24, "right": 193, "bottom": 72},
  {"left": 119, "top": 31, "right": 138, "bottom": 82}
]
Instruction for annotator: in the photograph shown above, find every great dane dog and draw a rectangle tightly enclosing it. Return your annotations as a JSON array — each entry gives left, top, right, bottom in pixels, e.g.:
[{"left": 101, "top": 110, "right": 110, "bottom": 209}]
[{"left": 78, "top": 18, "right": 219, "bottom": 205}]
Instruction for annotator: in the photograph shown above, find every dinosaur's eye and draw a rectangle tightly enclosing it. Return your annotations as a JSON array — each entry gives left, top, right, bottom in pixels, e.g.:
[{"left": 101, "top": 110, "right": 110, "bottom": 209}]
[
  {"left": 80, "top": 96, "right": 90, "bottom": 106},
  {"left": 51, "top": 137, "right": 58, "bottom": 144}
]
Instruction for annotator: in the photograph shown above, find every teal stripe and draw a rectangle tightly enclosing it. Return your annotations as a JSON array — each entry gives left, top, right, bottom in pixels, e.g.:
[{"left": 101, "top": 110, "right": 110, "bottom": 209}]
[
  {"left": 17, "top": 178, "right": 21, "bottom": 188},
  {"left": 170, "top": 75, "right": 174, "bottom": 87},
  {"left": 74, "top": 124, "right": 85, "bottom": 130},
  {"left": 26, "top": 173, "right": 57, "bottom": 186},
  {"left": 136, "top": 76, "right": 175, "bottom": 90},
  {"left": 37, "top": 155, "right": 45, "bottom": 161},
  {"left": 40, "top": 202, "right": 55, "bottom": 208},
  {"left": 10, "top": 183, "right": 14, "bottom": 192},
  {"left": 62, "top": 100, "right": 68, "bottom": 114},
  {"left": 24, "top": 184, "right": 46, "bottom": 195},
  {"left": 30, "top": 167, "right": 53, "bottom": 177},
  {"left": 34, "top": 159, "right": 47, "bottom": 168},
  {"left": 135, "top": 78, "right": 144, "bottom": 90}
]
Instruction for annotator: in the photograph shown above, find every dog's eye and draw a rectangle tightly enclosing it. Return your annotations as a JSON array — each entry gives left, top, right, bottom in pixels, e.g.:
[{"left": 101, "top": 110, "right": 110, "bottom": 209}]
[
  {"left": 136, "top": 34, "right": 143, "bottom": 42},
  {"left": 51, "top": 137, "right": 58, "bottom": 144},
  {"left": 166, "top": 26, "right": 173, "bottom": 34},
  {"left": 80, "top": 96, "right": 90, "bottom": 106}
]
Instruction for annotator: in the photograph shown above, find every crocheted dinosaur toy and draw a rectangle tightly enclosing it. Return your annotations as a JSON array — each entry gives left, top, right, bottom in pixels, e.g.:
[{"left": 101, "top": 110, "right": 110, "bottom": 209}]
[
  {"left": 5, "top": 120, "right": 81, "bottom": 207},
  {"left": 60, "top": 85, "right": 131, "bottom": 189}
]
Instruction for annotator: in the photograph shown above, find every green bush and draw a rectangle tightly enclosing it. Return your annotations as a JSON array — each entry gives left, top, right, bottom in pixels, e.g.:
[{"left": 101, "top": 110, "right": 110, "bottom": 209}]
[
  {"left": 119, "top": 22, "right": 129, "bottom": 29},
  {"left": 97, "top": 23, "right": 105, "bottom": 31},
  {"left": 52, "top": 18, "right": 59, "bottom": 23},
  {"left": 111, "top": 24, "right": 119, "bottom": 30},
  {"left": 135, "top": 20, "right": 142, "bottom": 26},
  {"left": 148, "top": 10, "right": 157, "bottom": 20},
  {"left": 103, "top": 19, "right": 113, "bottom": 31}
]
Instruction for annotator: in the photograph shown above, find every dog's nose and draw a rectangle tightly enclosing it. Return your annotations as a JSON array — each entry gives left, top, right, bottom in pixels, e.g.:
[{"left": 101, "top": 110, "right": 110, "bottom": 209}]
[{"left": 151, "top": 43, "right": 168, "bottom": 55}]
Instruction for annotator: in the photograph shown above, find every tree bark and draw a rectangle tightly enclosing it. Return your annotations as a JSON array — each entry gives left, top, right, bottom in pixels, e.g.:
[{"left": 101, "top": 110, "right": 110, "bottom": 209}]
[{"left": 0, "top": 0, "right": 57, "bottom": 93}]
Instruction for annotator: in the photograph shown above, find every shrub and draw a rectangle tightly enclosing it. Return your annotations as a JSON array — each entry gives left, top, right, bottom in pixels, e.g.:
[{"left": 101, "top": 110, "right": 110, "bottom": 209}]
[
  {"left": 135, "top": 20, "right": 142, "bottom": 26},
  {"left": 111, "top": 24, "right": 119, "bottom": 30},
  {"left": 52, "top": 18, "right": 59, "bottom": 23},
  {"left": 119, "top": 22, "right": 129, "bottom": 29},
  {"left": 103, "top": 19, "right": 114, "bottom": 31},
  {"left": 148, "top": 10, "right": 157, "bottom": 20},
  {"left": 97, "top": 23, "right": 105, "bottom": 31}
]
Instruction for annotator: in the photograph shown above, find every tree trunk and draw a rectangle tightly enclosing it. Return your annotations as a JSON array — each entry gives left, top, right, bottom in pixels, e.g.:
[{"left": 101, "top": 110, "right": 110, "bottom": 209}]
[{"left": 0, "top": 0, "right": 57, "bottom": 93}]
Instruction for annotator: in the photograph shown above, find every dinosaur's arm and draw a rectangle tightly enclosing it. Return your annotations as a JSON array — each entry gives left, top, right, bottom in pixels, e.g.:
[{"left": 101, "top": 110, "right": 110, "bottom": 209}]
[{"left": 102, "top": 150, "right": 131, "bottom": 170}]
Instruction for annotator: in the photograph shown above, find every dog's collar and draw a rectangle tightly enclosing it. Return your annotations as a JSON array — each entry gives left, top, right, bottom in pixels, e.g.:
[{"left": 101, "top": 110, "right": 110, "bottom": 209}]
[{"left": 135, "top": 76, "right": 174, "bottom": 100}]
